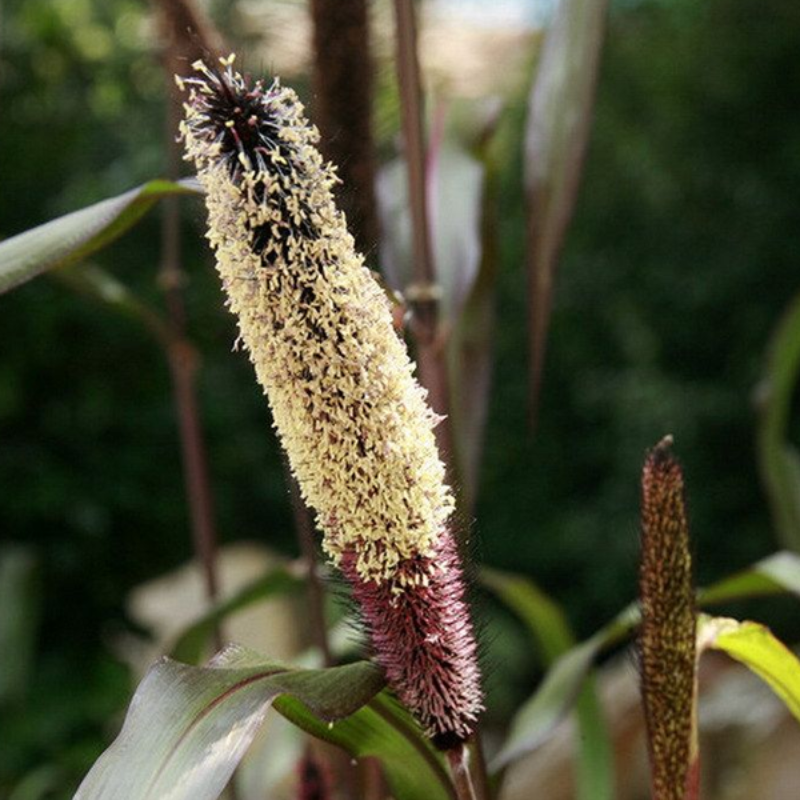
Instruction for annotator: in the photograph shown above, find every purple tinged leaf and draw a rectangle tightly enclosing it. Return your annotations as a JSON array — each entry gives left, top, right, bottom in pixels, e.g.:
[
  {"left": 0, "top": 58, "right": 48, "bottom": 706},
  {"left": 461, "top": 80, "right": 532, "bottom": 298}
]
[
  {"left": 525, "top": 0, "right": 609, "bottom": 423},
  {"left": 73, "top": 647, "right": 383, "bottom": 800}
]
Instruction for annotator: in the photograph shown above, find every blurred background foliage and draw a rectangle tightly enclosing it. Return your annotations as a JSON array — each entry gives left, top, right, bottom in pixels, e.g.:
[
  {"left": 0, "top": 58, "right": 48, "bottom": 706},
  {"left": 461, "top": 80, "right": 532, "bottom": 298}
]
[{"left": 1, "top": 0, "right": 800, "bottom": 795}]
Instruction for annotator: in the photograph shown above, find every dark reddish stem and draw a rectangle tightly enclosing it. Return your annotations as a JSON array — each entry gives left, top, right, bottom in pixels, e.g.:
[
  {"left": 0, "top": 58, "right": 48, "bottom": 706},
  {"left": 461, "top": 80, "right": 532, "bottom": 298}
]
[
  {"left": 159, "top": 35, "right": 223, "bottom": 651},
  {"left": 391, "top": 0, "right": 455, "bottom": 469},
  {"left": 446, "top": 745, "right": 479, "bottom": 800},
  {"left": 310, "top": 0, "right": 380, "bottom": 263},
  {"left": 286, "top": 464, "right": 333, "bottom": 666}
]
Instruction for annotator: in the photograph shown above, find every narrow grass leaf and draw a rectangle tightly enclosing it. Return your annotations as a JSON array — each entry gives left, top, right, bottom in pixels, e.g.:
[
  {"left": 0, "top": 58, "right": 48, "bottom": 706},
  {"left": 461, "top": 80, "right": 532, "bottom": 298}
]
[
  {"left": 757, "top": 292, "right": 800, "bottom": 552},
  {"left": 73, "top": 646, "right": 384, "bottom": 800},
  {"left": 485, "top": 566, "right": 623, "bottom": 799},
  {"left": 698, "top": 551, "right": 800, "bottom": 606},
  {"left": 0, "top": 179, "right": 201, "bottom": 295},
  {"left": 525, "top": 0, "right": 609, "bottom": 420}
]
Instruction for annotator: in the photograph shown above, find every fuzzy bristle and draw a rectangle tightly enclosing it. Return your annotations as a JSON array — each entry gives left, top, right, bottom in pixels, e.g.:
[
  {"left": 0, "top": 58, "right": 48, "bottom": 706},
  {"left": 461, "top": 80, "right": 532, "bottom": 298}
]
[{"left": 342, "top": 530, "right": 483, "bottom": 743}]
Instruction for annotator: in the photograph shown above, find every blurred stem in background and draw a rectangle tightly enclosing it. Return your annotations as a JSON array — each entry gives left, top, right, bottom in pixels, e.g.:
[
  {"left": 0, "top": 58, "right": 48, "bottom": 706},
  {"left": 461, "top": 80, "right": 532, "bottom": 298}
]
[
  {"left": 310, "top": 0, "right": 381, "bottom": 265},
  {"left": 392, "top": 0, "right": 456, "bottom": 477},
  {"left": 153, "top": 0, "right": 225, "bottom": 648}
]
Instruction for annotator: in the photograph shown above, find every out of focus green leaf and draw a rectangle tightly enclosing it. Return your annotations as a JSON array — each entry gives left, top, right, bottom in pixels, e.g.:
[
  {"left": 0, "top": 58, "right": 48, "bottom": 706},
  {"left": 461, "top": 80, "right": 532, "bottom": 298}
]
[
  {"left": 56, "top": 263, "right": 171, "bottom": 342},
  {"left": 490, "top": 602, "right": 638, "bottom": 770},
  {"left": 0, "top": 178, "right": 202, "bottom": 295},
  {"left": 698, "top": 550, "right": 800, "bottom": 605},
  {"left": 492, "top": 551, "right": 800, "bottom": 774},
  {"left": 757, "top": 292, "right": 800, "bottom": 552},
  {"left": 0, "top": 546, "right": 40, "bottom": 705},
  {"left": 484, "top": 568, "right": 616, "bottom": 799},
  {"left": 276, "top": 691, "right": 453, "bottom": 800},
  {"left": 169, "top": 565, "right": 305, "bottom": 664},
  {"left": 482, "top": 567, "right": 573, "bottom": 661},
  {"left": 698, "top": 615, "right": 800, "bottom": 722},
  {"left": 9, "top": 764, "right": 64, "bottom": 800},
  {"left": 525, "top": 0, "right": 609, "bottom": 419},
  {"left": 73, "top": 646, "right": 384, "bottom": 800}
]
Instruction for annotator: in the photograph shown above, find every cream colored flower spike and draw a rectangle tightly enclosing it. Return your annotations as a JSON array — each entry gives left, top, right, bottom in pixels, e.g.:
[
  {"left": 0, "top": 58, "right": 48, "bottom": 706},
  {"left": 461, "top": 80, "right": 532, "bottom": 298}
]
[{"left": 179, "top": 57, "right": 455, "bottom": 585}]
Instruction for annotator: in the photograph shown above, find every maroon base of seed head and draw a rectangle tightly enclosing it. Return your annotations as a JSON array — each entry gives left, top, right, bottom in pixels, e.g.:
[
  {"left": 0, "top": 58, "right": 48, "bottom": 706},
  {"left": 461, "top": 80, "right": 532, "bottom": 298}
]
[{"left": 341, "top": 530, "right": 483, "bottom": 749}]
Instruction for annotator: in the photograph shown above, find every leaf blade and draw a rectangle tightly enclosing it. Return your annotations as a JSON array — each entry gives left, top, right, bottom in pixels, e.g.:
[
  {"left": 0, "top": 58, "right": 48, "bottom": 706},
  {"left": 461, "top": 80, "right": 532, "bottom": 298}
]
[
  {"left": 525, "top": 0, "right": 609, "bottom": 419},
  {"left": 699, "top": 616, "right": 800, "bottom": 723},
  {"left": 0, "top": 179, "right": 202, "bottom": 295},
  {"left": 73, "top": 647, "right": 384, "bottom": 800}
]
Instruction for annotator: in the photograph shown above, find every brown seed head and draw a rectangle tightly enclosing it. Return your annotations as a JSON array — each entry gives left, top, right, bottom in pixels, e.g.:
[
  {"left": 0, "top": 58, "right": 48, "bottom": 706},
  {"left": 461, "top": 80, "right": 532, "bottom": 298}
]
[{"left": 639, "top": 436, "right": 697, "bottom": 800}]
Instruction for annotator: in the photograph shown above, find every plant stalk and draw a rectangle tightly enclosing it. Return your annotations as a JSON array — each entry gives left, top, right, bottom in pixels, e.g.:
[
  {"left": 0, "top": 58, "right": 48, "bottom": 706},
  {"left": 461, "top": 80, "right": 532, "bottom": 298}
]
[
  {"left": 447, "top": 745, "right": 480, "bottom": 800},
  {"left": 391, "top": 0, "right": 455, "bottom": 467},
  {"left": 159, "top": 23, "right": 223, "bottom": 651},
  {"left": 310, "top": 0, "right": 380, "bottom": 262}
]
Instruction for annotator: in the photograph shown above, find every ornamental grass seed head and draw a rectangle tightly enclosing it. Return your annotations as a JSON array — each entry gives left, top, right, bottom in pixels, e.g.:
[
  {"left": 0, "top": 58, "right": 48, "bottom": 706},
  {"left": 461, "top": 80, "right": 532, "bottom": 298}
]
[
  {"left": 639, "top": 436, "right": 698, "bottom": 800},
  {"left": 179, "top": 55, "right": 482, "bottom": 744}
]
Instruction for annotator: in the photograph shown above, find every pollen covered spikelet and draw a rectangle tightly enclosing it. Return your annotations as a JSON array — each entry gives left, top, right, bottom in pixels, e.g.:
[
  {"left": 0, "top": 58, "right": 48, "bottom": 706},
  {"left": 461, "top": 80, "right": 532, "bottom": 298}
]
[
  {"left": 179, "top": 56, "right": 482, "bottom": 742},
  {"left": 639, "top": 436, "right": 698, "bottom": 800}
]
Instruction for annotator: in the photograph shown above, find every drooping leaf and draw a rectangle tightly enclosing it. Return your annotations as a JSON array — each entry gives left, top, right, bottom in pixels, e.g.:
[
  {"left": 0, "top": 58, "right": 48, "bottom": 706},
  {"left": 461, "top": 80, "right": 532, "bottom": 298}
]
[
  {"left": 757, "top": 292, "right": 800, "bottom": 552},
  {"left": 698, "top": 550, "right": 800, "bottom": 605},
  {"left": 483, "top": 567, "right": 618, "bottom": 799},
  {"left": 168, "top": 566, "right": 305, "bottom": 664},
  {"left": 525, "top": 0, "right": 609, "bottom": 421},
  {"left": 73, "top": 646, "right": 384, "bottom": 800},
  {"left": 698, "top": 615, "right": 800, "bottom": 723},
  {"left": 0, "top": 178, "right": 202, "bottom": 295}
]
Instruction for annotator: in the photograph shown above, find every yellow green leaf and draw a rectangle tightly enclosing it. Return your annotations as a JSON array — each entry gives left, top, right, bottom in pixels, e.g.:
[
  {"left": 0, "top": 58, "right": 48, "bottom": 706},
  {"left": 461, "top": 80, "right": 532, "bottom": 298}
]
[{"left": 699, "top": 615, "right": 800, "bottom": 722}]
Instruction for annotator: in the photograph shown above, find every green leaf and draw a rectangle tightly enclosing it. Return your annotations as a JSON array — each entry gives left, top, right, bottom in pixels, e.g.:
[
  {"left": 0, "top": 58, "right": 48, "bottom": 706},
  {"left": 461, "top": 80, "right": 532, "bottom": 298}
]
[
  {"left": 489, "top": 550, "right": 800, "bottom": 776},
  {"left": 276, "top": 691, "right": 453, "bottom": 800},
  {"left": 698, "top": 615, "right": 800, "bottom": 723},
  {"left": 482, "top": 568, "right": 616, "bottom": 800},
  {"left": 757, "top": 292, "right": 800, "bottom": 552},
  {"left": 0, "top": 178, "right": 202, "bottom": 295},
  {"left": 55, "top": 264, "right": 172, "bottom": 343},
  {"left": 481, "top": 567, "right": 573, "bottom": 661},
  {"left": 525, "top": 0, "right": 609, "bottom": 418},
  {"left": 492, "top": 636, "right": 600, "bottom": 771},
  {"left": 698, "top": 550, "right": 800, "bottom": 606},
  {"left": 168, "top": 566, "right": 305, "bottom": 664},
  {"left": 491, "top": 601, "right": 638, "bottom": 770},
  {"left": 73, "top": 646, "right": 384, "bottom": 800}
]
